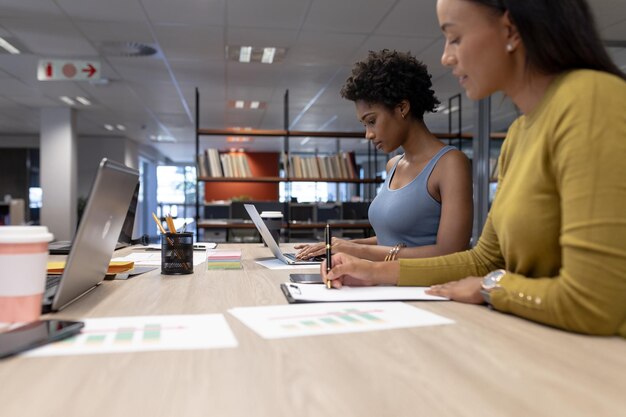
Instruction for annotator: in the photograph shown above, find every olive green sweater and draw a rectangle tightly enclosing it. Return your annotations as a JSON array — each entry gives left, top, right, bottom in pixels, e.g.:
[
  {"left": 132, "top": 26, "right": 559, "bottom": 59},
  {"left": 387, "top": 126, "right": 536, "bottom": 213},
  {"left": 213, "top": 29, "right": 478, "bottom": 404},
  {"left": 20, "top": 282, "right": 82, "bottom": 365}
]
[{"left": 398, "top": 70, "right": 626, "bottom": 337}]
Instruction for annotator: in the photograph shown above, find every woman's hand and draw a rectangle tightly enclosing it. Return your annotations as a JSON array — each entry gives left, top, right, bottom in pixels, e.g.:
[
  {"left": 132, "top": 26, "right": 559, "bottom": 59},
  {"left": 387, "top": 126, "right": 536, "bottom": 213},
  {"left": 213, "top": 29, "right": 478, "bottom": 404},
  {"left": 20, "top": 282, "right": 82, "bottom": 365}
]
[
  {"left": 295, "top": 237, "right": 351, "bottom": 259},
  {"left": 294, "top": 241, "right": 325, "bottom": 259},
  {"left": 321, "top": 253, "right": 398, "bottom": 288},
  {"left": 425, "top": 277, "right": 484, "bottom": 304}
]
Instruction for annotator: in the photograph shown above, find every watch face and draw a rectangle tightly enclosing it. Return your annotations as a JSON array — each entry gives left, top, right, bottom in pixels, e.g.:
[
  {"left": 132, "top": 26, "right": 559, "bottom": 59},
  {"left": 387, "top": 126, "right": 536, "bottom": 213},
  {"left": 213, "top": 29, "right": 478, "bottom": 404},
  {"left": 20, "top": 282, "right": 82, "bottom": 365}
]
[{"left": 483, "top": 270, "right": 505, "bottom": 290}]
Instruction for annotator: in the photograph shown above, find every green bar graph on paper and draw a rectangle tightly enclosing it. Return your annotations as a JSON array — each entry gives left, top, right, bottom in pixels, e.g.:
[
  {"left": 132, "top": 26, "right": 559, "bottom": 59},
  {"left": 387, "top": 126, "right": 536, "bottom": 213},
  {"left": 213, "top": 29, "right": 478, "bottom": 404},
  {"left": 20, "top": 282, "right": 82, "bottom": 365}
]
[
  {"left": 336, "top": 312, "right": 361, "bottom": 323},
  {"left": 347, "top": 309, "right": 383, "bottom": 322},
  {"left": 278, "top": 308, "right": 385, "bottom": 331},
  {"left": 143, "top": 324, "right": 162, "bottom": 342},
  {"left": 115, "top": 327, "right": 134, "bottom": 343},
  {"left": 86, "top": 334, "right": 106, "bottom": 345}
]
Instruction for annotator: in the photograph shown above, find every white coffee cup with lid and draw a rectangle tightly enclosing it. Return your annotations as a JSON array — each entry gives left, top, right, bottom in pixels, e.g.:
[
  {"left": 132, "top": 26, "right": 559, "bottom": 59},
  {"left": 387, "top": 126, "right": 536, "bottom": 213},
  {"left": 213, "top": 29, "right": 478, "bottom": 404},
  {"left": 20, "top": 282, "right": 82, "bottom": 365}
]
[
  {"left": 260, "top": 211, "right": 283, "bottom": 246},
  {"left": 0, "top": 226, "right": 54, "bottom": 324}
]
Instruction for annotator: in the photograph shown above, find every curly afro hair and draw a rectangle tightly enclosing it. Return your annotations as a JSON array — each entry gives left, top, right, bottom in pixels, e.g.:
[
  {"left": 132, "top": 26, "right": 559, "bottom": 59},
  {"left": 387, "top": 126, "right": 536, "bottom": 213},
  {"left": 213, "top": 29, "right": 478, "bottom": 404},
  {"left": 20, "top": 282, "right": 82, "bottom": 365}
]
[{"left": 340, "top": 49, "right": 440, "bottom": 120}]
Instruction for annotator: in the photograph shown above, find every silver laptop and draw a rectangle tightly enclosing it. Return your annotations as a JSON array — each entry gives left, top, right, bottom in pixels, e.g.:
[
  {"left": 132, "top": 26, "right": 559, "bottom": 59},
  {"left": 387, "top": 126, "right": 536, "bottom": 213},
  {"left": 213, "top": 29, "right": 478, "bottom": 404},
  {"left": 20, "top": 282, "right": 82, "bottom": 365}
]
[
  {"left": 43, "top": 158, "right": 139, "bottom": 313},
  {"left": 48, "top": 182, "right": 140, "bottom": 254},
  {"left": 244, "top": 203, "right": 322, "bottom": 265}
]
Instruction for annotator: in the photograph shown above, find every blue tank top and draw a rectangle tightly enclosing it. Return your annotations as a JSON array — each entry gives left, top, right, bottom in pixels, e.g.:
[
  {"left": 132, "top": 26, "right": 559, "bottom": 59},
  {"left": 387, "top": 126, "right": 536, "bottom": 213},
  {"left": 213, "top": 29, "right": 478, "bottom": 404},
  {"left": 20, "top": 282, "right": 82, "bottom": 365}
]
[{"left": 368, "top": 146, "right": 455, "bottom": 247}]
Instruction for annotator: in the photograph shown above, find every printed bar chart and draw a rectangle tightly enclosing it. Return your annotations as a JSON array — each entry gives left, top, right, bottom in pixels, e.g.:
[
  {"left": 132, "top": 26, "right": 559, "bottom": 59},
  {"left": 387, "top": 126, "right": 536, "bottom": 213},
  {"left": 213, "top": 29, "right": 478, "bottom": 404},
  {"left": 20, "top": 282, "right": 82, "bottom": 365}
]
[
  {"left": 276, "top": 308, "right": 386, "bottom": 331},
  {"left": 229, "top": 302, "right": 454, "bottom": 339},
  {"left": 26, "top": 315, "right": 238, "bottom": 357}
]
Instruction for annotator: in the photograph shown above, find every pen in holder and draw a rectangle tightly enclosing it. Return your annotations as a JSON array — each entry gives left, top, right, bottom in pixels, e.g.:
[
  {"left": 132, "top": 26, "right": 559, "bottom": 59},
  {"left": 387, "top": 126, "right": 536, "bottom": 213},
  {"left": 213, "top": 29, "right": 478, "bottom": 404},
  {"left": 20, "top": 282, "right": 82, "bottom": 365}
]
[{"left": 161, "top": 232, "right": 193, "bottom": 275}]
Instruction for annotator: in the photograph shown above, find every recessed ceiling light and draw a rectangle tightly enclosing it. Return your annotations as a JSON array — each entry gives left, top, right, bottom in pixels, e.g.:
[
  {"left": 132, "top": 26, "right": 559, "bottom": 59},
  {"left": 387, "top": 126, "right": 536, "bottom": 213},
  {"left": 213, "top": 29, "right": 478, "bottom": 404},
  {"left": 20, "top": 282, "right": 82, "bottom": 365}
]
[
  {"left": 75, "top": 96, "right": 91, "bottom": 105},
  {"left": 149, "top": 134, "right": 175, "bottom": 142},
  {"left": 116, "top": 124, "right": 126, "bottom": 131},
  {"left": 104, "top": 124, "right": 114, "bottom": 131},
  {"left": 239, "top": 46, "right": 252, "bottom": 63},
  {"left": 0, "top": 37, "right": 20, "bottom": 54},
  {"left": 229, "top": 100, "right": 266, "bottom": 110},
  {"left": 261, "top": 47, "right": 276, "bottom": 64},
  {"left": 226, "top": 45, "right": 286, "bottom": 64},
  {"left": 59, "top": 96, "right": 75, "bottom": 105}
]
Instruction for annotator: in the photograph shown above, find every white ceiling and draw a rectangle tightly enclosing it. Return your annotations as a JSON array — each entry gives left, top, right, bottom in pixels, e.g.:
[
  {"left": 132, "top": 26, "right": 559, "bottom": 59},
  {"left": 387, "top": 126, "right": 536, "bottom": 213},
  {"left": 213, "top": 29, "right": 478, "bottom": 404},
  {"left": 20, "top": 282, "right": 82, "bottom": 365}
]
[{"left": 0, "top": 0, "right": 624, "bottom": 161}]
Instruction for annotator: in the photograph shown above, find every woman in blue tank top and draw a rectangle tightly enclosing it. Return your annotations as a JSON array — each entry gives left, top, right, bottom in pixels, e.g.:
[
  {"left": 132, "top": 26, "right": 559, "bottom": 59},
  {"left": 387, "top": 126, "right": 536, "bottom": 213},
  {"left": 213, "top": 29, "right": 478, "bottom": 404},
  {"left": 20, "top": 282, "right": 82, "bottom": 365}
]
[{"left": 296, "top": 50, "right": 473, "bottom": 261}]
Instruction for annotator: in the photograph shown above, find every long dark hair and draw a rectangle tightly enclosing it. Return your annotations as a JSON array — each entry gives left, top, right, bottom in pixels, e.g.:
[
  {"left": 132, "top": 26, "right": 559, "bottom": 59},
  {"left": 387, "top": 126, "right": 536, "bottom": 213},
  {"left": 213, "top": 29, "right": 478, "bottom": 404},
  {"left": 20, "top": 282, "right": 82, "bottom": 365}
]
[{"left": 466, "top": 0, "right": 625, "bottom": 79}]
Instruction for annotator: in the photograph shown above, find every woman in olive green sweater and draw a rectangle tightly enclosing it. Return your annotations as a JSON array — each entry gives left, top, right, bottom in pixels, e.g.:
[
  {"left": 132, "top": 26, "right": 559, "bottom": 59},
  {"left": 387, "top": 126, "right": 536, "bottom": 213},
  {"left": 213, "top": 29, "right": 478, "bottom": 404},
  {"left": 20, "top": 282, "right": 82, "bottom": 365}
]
[{"left": 321, "top": 0, "right": 626, "bottom": 337}]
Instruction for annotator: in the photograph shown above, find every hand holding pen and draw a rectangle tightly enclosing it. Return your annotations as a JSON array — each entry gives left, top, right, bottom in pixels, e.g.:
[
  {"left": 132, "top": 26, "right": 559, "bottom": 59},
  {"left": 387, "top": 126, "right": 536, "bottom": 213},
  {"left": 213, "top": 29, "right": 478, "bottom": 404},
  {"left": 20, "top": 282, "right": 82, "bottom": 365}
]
[{"left": 325, "top": 224, "right": 332, "bottom": 289}]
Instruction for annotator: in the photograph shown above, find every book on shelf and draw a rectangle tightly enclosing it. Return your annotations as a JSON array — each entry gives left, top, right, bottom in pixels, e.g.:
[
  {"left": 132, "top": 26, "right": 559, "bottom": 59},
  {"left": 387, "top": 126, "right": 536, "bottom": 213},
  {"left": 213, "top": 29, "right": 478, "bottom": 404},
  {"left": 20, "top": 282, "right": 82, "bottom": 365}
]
[
  {"left": 207, "top": 148, "right": 223, "bottom": 177},
  {"left": 287, "top": 152, "right": 358, "bottom": 179},
  {"left": 200, "top": 149, "right": 253, "bottom": 178},
  {"left": 197, "top": 153, "right": 209, "bottom": 178}
]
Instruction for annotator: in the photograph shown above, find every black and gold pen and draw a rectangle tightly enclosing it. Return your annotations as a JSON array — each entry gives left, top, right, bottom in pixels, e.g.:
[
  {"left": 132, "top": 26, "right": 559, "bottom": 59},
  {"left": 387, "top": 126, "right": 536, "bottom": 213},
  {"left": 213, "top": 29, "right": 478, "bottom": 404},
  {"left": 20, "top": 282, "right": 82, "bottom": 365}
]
[{"left": 325, "top": 224, "right": 332, "bottom": 289}]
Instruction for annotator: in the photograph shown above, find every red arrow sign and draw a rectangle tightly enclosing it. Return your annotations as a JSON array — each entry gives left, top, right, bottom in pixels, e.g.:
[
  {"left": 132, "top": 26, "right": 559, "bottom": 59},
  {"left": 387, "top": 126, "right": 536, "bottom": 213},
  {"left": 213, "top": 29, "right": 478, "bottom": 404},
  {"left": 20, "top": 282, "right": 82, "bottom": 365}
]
[
  {"left": 82, "top": 63, "right": 97, "bottom": 78},
  {"left": 37, "top": 59, "right": 101, "bottom": 81}
]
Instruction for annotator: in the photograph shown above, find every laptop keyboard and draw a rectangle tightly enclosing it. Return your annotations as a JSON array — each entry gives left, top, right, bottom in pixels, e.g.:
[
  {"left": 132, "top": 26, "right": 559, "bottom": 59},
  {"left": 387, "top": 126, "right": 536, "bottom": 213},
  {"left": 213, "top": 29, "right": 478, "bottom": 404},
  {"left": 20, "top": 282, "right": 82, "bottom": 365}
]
[{"left": 284, "top": 253, "right": 325, "bottom": 262}]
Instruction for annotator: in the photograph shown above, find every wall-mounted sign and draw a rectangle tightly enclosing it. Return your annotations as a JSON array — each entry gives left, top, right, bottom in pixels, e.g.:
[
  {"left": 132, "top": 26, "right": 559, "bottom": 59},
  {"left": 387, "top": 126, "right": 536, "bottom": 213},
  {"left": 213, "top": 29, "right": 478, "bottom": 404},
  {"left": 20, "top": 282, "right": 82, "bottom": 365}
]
[{"left": 37, "top": 59, "right": 101, "bottom": 81}]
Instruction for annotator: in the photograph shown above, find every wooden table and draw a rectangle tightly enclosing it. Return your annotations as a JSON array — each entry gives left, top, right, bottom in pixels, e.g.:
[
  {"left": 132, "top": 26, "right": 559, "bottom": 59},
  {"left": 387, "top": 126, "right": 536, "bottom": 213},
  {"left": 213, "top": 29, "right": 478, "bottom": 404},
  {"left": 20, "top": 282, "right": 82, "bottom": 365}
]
[{"left": 1, "top": 244, "right": 624, "bottom": 417}]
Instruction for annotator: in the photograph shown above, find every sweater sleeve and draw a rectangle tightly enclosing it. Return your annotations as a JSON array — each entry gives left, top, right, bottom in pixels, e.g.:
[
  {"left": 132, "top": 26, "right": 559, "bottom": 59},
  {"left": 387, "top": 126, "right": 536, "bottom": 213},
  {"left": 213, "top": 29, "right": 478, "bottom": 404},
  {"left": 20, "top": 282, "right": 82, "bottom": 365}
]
[
  {"left": 491, "top": 73, "right": 626, "bottom": 336},
  {"left": 398, "top": 212, "right": 505, "bottom": 286}
]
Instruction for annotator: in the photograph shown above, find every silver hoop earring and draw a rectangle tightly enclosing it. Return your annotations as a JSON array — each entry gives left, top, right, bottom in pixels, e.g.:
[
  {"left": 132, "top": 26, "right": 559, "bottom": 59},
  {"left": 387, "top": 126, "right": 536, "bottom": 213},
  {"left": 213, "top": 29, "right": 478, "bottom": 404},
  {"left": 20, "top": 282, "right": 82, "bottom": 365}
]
[{"left": 401, "top": 113, "right": 406, "bottom": 119}]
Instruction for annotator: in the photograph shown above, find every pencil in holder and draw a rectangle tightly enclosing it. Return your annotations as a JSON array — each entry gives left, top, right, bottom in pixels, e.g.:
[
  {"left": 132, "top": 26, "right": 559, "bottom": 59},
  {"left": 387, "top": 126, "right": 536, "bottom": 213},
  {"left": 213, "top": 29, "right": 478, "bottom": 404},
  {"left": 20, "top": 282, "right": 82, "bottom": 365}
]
[{"left": 161, "top": 232, "right": 194, "bottom": 275}]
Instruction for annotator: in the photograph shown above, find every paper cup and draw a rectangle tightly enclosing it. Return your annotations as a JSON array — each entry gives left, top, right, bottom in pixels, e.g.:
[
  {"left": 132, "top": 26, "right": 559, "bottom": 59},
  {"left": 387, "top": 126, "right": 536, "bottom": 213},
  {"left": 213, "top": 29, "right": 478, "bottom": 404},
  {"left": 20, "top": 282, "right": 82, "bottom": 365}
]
[{"left": 0, "top": 226, "right": 54, "bottom": 323}]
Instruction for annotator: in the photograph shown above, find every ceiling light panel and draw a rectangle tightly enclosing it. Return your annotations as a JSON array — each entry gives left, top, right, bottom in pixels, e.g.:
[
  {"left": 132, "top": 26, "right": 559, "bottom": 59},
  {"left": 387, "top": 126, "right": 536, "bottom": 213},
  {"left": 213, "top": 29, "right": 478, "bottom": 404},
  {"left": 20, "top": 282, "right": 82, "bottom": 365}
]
[
  {"left": 59, "top": 96, "right": 75, "bottom": 105},
  {"left": 238, "top": 46, "right": 252, "bottom": 63},
  {"left": 226, "top": 45, "right": 286, "bottom": 64},
  {"left": 75, "top": 96, "right": 91, "bottom": 105},
  {"left": 0, "top": 37, "right": 20, "bottom": 54},
  {"left": 228, "top": 100, "right": 267, "bottom": 110}
]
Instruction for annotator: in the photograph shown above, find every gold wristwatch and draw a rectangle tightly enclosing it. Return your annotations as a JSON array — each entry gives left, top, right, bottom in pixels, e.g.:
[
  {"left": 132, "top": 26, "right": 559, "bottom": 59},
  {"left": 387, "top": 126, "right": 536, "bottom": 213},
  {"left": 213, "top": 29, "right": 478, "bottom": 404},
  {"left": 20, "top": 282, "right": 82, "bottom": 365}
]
[{"left": 480, "top": 269, "right": 506, "bottom": 305}]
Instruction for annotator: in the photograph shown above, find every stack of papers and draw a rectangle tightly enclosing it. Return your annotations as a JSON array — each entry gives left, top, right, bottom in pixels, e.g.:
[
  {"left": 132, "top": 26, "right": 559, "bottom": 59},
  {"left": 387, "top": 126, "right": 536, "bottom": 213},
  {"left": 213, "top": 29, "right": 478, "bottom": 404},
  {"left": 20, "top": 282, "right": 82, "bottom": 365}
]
[
  {"left": 206, "top": 249, "right": 242, "bottom": 269},
  {"left": 47, "top": 260, "right": 134, "bottom": 275}
]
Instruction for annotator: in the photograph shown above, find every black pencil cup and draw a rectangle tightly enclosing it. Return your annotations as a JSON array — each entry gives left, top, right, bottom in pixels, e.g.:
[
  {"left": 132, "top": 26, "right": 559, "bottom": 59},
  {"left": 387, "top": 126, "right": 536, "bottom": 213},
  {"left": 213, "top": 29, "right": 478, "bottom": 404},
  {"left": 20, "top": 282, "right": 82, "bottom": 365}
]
[{"left": 161, "top": 232, "right": 194, "bottom": 275}]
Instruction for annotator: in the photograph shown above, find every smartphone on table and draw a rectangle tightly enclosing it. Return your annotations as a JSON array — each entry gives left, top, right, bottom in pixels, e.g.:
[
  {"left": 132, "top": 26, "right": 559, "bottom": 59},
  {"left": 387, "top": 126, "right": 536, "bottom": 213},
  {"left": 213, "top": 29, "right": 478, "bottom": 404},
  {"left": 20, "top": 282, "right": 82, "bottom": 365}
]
[
  {"left": 289, "top": 273, "right": 324, "bottom": 284},
  {"left": 0, "top": 319, "right": 84, "bottom": 359}
]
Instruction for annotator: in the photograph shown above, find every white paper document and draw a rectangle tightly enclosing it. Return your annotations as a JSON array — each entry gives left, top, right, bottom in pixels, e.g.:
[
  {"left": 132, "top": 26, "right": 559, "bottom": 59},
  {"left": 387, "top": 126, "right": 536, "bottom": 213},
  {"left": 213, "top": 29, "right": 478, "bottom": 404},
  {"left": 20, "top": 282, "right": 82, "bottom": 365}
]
[
  {"left": 112, "top": 251, "right": 206, "bottom": 267},
  {"left": 25, "top": 314, "right": 238, "bottom": 357},
  {"left": 228, "top": 302, "right": 454, "bottom": 339},
  {"left": 255, "top": 258, "right": 320, "bottom": 270},
  {"left": 281, "top": 282, "right": 448, "bottom": 303},
  {"left": 134, "top": 243, "right": 217, "bottom": 251}
]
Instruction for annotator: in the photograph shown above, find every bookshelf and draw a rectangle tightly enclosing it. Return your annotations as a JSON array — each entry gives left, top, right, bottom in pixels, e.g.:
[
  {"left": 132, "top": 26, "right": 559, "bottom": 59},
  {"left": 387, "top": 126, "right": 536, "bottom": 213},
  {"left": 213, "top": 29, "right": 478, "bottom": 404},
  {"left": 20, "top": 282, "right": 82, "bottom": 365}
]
[
  {"left": 194, "top": 89, "right": 386, "bottom": 241},
  {"left": 193, "top": 89, "right": 506, "bottom": 241}
]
